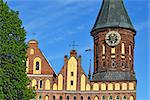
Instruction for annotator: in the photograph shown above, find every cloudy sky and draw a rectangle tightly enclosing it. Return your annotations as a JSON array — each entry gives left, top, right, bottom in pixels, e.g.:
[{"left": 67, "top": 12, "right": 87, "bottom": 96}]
[{"left": 5, "top": 0, "right": 149, "bottom": 99}]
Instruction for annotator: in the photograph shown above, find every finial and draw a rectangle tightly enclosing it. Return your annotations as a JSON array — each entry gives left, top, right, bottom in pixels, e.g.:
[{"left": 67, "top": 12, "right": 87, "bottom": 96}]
[{"left": 69, "top": 41, "right": 79, "bottom": 50}]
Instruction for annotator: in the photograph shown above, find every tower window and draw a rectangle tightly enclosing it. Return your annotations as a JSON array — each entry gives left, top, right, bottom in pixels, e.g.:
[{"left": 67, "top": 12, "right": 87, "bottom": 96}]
[
  {"left": 129, "top": 45, "right": 132, "bottom": 55},
  {"left": 71, "top": 72, "right": 73, "bottom": 76},
  {"left": 36, "top": 61, "right": 39, "bottom": 70},
  {"left": 102, "top": 44, "right": 105, "bottom": 55},
  {"left": 121, "top": 43, "right": 125, "bottom": 55},
  {"left": 111, "top": 60, "right": 116, "bottom": 68},
  {"left": 71, "top": 81, "right": 73, "bottom": 85},
  {"left": 96, "top": 60, "right": 98, "bottom": 71},
  {"left": 111, "top": 47, "right": 115, "bottom": 58}
]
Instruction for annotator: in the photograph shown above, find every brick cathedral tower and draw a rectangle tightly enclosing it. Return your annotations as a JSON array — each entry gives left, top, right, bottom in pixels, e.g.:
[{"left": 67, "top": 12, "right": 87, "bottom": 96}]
[{"left": 91, "top": 0, "right": 137, "bottom": 95}]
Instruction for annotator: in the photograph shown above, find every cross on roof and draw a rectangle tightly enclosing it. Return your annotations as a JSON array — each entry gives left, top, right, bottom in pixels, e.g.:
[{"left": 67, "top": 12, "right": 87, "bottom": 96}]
[{"left": 69, "top": 41, "right": 79, "bottom": 50}]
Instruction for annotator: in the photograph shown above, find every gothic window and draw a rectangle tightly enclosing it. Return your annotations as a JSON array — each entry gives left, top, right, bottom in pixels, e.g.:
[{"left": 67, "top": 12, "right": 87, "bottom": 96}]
[
  {"left": 130, "top": 96, "right": 134, "bottom": 100},
  {"left": 115, "top": 83, "right": 120, "bottom": 90},
  {"left": 36, "top": 61, "right": 39, "bottom": 70},
  {"left": 108, "top": 83, "right": 113, "bottom": 90},
  {"left": 129, "top": 45, "right": 132, "bottom": 56},
  {"left": 109, "top": 96, "right": 113, "bottom": 100},
  {"left": 74, "top": 96, "right": 77, "bottom": 100},
  {"left": 96, "top": 60, "right": 99, "bottom": 71},
  {"left": 39, "top": 80, "right": 42, "bottom": 89},
  {"left": 111, "top": 47, "right": 115, "bottom": 58},
  {"left": 45, "top": 95, "right": 49, "bottom": 100},
  {"left": 38, "top": 95, "right": 42, "bottom": 100},
  {"left": 101, "top": 83, "right": 106, "bottom": 90},
  {"left": 88, "top": 96, "right": 91, "bottom": 100},
  {"left": 71, "top": 81, "right": 73, "bottom": 85},
  {"left": 66, "top": 96, "right": 69, "bottom": 100},
  {"left": 53, "top": 96, "right": 55, "bottom": 100},
  {"left": 122, "top": 83, "right": 127, "bottom": 90},
  {"left": 116, "top": 96, "right": 120, "bottom": 100},
  {"left": 60, "top": 96, "right": 63, "bottom": 100},
  {"left": 102, "top": 96, "right": 106, "bottom": 100},
  {"left": 103, "top": 62, "right": 105, "bottom": 67},
  {"left": 102, "top": 44, "right": 105, "bottom": 55},
  {"left": 123, "top": 96, "right": 127, "bottom": 100},
  {"left": 121, "top": 43, "right": 125, "bottom": 54},
  {"left": 80, "top": 96, "right": 83, "bottom": 100}
]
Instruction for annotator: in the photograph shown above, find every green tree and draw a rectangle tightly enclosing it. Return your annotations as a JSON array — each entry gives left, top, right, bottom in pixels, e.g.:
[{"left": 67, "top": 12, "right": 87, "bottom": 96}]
[{"left": 0, "top": 0, "right": 35, "bottom": 99}]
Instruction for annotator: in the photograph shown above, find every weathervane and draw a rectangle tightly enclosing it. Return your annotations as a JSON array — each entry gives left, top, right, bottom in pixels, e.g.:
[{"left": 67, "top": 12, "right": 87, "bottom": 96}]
[
  {"left": 85, "top": 48, "right": 92, "bottom": 80},
  {"left": 69, "top": 41, "right": 79, "bottom": 50}
]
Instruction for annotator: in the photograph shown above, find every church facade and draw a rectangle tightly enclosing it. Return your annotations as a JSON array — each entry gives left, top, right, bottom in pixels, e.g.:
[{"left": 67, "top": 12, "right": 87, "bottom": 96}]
[{"left": 27, "top": 0, "right": 137, "bottom": 100}]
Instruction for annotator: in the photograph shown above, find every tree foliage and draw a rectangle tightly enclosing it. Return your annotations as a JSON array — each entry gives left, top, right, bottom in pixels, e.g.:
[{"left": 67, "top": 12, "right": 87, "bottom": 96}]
[{"left": 0, "top": 0, "right": 35, "bottom": 99}]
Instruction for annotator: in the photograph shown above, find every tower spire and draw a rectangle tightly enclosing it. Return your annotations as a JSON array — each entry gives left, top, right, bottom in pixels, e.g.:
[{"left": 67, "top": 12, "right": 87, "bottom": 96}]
[{"left": 91, "top": 0, "right": 135, "bottom": 33}]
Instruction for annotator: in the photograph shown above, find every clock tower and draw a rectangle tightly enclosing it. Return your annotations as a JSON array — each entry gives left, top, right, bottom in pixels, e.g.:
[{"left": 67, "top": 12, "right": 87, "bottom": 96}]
[{"left": 91, "top": 0, "right": 136, "bottom": 81}]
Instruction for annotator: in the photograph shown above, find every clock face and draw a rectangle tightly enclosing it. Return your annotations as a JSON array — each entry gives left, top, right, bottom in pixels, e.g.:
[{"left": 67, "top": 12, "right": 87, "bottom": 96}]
[{"left": 105, "top": 31, "right": 121, "bottom": 46}]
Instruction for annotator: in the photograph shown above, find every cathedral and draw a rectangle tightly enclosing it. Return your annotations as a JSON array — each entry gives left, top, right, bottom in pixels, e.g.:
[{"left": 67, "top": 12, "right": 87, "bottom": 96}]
[{"left": 27, "top": 0, "right": 137, "bottom": 100}]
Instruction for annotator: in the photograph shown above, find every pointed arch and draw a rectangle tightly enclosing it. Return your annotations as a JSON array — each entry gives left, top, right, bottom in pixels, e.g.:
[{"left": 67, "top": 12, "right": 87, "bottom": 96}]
[
  {"left": 45, "top": 95, "right": 49, "bottom": 100},
  {"left": 80, "top": 74, "right": 86, "bottom": 91},
  {"left": 101, "top": 83, "right": 106, "bottom": 90},
  {"left": 33, "top": 57, "right": 42, "bottom": 74},
  {"left": 108, "top": 83, "right": 113, "bottom": 90},
  {"left": 53, "top": 83, "right": 57, "bottom": 90},
  {"left": 86, "top": 84, "right": 91, "bottom": 91},
  {"left": 58, "top": 74, "right": 63, "bottom": 90},
  {"left": 45, "top": 79, "right": 50, "bottom": 90},
  {"left": 94, "top": 96, "right": 99, "bottom": 100},
  {"left": 93, "top": 83, "right": 99, "bottom": 90},
  {"left": 115, "top": 83, "right": 120, "bottom": 90},
  {"left": 122, "top": 83, "right": 127, "bottom": 90},
  {"left": 130, "top": 96, "right": 134, "bottom": 100},
  {"left": 32, "top": 79, "right": 37, "bottom": 89}
]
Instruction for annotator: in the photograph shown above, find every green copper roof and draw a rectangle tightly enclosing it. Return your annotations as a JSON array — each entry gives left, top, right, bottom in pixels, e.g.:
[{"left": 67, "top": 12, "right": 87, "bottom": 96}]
[{"left": 91, "top": 0, "right": 135, "bottom": 32}]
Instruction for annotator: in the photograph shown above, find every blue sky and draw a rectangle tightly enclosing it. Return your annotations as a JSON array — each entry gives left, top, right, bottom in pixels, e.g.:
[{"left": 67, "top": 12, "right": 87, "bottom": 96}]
[{"left": 5, "top": 0, "right": 149, "bottom": 99}]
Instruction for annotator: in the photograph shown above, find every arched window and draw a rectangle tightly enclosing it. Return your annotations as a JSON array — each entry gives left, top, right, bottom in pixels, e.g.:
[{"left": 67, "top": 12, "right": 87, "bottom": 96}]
[
  {"left": 116, "top": 96, "right": 120, "bottom": 100},
  {"left": 122, "top": 83, "right": 127, "bottom": 90},
  {"left": 109, "top": 96, "right": 113, "bottom": 100},
  {"left": 53, "top": 96, "right": 55, "bottom": 100},
  {"left": 108, "top": 83, "right": 113, "bottom": 90},
  {"left": 121, "top": 43, "right": 125, "bottom": 54},
  {"left": 38, "top": 95, "right": 42, "bottom": 100},
  {"left": 32, "top": 79, "right": 37, "bottom": 89},
  {"left": 60, "top": 96, "right": 63, "bottom": 100},
  {"left": 102, "top": 96, "right": 105, "bottom": 100},
  {"left": 45, "top": 79, "right": 50, "bottom": 90},
  {"left": 80, "top": 96, "right": 83, "bottom": 100},
  {"left": 36, "top": 61, "right": 39, "bottom": 70},
  {"left": 94, "top": 96, "right": 98, "bottom": 100},
  {"left": 88, "top": 96, "right": 90, "bottom": 100},
  {"left": 123, "top": 96, "right": 127, "bottom": 100},
  {"left": 101, "top": 83, "right": 106, "bottom": 90},
  {"left": 115, "top": 83, "right": 120, "bottom": 90},
  {"left": 102, "top": 44, "right": 105, "bottom": 55},
  {"left": 66, "top": 96, "right": 69, "bottom": 100},
  {"left": 45, "top": 95, "right": 49, "bottom": 100},
  {"left": 74, "top": 96, "right": 77, "bottom": 100},
  {"left": 130, "top": 96, "right": 134, "bottom": 100}
]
